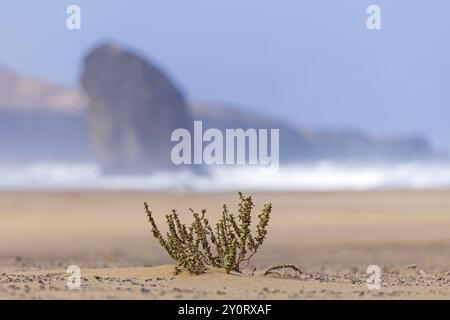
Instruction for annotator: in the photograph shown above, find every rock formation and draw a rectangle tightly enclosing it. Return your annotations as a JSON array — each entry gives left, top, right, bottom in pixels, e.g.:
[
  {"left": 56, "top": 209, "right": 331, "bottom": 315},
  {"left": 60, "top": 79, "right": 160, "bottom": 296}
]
[{"left": 81, "top": 44, "right": 191, "bottom": 174}]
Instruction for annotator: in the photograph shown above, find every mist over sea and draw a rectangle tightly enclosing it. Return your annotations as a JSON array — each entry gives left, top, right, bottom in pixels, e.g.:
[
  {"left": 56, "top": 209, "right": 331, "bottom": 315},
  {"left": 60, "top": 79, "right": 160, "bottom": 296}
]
[{"left": 1, "top": 161, "right": 450, "bottom": 191}]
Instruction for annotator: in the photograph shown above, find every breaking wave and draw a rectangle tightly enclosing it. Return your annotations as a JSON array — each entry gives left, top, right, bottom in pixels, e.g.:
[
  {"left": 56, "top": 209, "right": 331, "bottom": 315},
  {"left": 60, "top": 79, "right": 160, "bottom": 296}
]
[{"left": 1, "top": 161, "right": 450, "bottom": 191}]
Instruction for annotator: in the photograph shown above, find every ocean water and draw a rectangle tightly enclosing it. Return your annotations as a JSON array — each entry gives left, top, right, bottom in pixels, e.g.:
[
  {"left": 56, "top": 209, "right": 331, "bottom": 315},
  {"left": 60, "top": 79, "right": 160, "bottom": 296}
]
[{"left": 1, "top": 161, "right": 450, "bottom": 191}]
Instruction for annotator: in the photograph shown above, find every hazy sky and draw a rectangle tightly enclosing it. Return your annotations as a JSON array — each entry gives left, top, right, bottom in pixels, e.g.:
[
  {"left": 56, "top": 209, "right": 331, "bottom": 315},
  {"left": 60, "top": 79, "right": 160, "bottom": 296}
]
[{"left": 1, "top": 1, "right": 449, "bottom": 148}]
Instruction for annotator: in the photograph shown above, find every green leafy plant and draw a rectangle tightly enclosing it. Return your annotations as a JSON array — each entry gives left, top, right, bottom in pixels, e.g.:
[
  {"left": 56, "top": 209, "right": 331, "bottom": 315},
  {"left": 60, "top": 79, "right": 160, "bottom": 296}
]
[{"left": 144, "top": 192, "right": 272, "bottom": 275}]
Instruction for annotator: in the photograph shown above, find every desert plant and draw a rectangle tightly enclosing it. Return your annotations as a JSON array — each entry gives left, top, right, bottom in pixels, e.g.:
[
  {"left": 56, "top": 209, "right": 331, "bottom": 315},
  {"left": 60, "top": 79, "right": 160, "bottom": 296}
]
[{"left": 144, "top": 192, "right": 272, "bottom": 274}]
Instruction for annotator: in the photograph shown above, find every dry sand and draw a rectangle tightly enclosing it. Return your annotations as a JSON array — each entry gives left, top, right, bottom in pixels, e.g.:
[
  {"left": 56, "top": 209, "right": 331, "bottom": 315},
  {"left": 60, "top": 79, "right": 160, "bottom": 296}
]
[{"left": 0, "top": 191, "right": 450, "bottom": 299}]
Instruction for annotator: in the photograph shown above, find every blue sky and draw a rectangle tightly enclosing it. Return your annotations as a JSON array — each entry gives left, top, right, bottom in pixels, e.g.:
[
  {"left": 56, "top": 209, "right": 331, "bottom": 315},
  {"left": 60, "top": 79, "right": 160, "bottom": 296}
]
[{"left": 1, "top": 0, "right": 449, "bottom": 148}]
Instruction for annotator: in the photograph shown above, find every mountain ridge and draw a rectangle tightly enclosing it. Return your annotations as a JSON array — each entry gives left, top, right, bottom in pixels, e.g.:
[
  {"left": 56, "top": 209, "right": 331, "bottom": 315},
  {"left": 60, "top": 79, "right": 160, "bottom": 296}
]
[{"left": 0, "top": 66, "right": 85, "bottom": 112}]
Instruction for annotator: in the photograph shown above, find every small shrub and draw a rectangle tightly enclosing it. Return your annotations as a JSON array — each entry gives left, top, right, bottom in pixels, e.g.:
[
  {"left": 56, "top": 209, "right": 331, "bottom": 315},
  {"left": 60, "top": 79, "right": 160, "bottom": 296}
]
[{"left": 144, "top": 192, "right": 272, "bottom": 275}]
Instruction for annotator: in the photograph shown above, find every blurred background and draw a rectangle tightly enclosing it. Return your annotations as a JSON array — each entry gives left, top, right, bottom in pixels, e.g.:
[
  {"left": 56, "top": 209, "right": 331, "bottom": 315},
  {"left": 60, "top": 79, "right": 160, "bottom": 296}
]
[
  {"left": 1, "top": 0, "right": 450, "bottom": 191},
  {"left": 1, "top": 2, "right": 450, "bottom": 291}
]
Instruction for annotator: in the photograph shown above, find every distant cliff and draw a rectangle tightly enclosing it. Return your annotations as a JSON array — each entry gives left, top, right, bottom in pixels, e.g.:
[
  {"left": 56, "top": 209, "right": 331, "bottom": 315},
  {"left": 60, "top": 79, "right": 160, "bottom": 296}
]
[{"left": 0, "top": 44, "right": 442, "bottom": 171}]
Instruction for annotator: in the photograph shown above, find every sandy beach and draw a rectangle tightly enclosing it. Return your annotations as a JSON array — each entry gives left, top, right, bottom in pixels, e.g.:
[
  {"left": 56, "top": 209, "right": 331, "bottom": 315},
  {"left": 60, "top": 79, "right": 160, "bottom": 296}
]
[{"left": 1, "top": 191, "right": 449, "bottom": 299}]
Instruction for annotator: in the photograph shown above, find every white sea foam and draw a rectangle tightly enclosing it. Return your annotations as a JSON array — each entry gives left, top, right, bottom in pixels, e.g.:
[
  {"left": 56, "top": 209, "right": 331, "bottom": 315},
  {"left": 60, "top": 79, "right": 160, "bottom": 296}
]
[{"left": 1, "top": 161, "right": 450, "bottom": 191}]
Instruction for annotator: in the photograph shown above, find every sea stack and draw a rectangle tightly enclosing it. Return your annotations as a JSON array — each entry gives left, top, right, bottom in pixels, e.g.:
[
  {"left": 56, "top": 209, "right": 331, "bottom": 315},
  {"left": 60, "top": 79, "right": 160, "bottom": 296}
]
[{"left": 81, "top": 43, "right": 191, "bottom": 174}]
